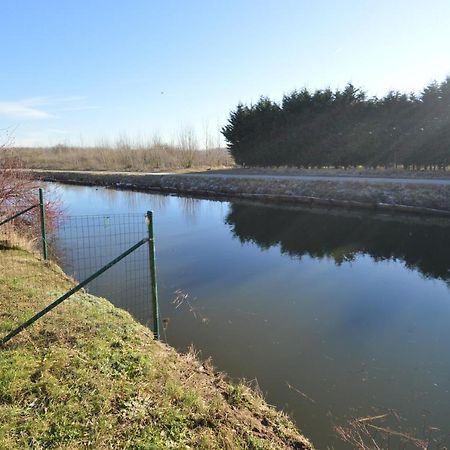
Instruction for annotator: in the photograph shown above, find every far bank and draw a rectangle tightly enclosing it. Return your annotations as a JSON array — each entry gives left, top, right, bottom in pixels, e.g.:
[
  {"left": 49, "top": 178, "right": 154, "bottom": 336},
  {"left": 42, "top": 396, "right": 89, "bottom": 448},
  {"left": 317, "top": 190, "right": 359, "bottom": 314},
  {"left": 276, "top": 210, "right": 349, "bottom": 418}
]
[{"left": 32, "top": 169, "right": 450, "bottom": 217}]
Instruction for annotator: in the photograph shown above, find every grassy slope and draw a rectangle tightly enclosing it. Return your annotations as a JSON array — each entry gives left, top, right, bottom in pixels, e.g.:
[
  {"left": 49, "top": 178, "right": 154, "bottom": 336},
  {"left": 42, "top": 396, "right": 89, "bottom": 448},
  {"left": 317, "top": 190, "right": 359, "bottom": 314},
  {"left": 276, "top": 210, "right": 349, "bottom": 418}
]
[{"left": 0, "top": 249, "right": 312, "bottom": 450}]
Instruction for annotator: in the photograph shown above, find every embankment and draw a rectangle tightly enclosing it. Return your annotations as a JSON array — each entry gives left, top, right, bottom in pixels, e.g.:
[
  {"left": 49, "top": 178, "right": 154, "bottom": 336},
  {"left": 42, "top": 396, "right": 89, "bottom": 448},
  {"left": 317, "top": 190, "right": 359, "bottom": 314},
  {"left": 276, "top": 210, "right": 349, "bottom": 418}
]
[
  {"left": 0, "top": 248, "right": 313, "bottom": 449},
  {"left": 33, "top": 169, "right": 450, "bottom": 216}
]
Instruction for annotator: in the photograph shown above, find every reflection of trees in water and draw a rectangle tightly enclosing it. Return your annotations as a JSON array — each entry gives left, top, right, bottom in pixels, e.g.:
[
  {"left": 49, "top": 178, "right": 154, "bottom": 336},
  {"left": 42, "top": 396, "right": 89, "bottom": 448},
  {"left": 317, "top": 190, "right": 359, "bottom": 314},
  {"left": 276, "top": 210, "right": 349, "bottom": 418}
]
[
  {"left": 95, "top": 187, "right": 129, "bottom": 208},
  {"left": 100, "top": 188, "right": 170, "bottom": 211},
  {"left": 148, "top": 192, "right": 169, "bottom": 211},
  {"left": 225, "top": 203, "right": 450, "bottom": 282},
  {"left": 181, "top": 197, "right": 202, "bottom": 224}
]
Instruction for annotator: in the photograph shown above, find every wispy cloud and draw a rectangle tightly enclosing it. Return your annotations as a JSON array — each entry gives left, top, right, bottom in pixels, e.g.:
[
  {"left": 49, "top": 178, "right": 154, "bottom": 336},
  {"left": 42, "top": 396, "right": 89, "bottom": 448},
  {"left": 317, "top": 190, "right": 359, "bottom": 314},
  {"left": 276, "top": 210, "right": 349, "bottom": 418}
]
[
  {"left": 0, "top": 100, "right": 55, "bottom": 119},
  {"left": 0, "top": 96, "right": 97, "bottom": 120},
  {"left": 55, "top": 105, "right": 99, "bottom": 112}
]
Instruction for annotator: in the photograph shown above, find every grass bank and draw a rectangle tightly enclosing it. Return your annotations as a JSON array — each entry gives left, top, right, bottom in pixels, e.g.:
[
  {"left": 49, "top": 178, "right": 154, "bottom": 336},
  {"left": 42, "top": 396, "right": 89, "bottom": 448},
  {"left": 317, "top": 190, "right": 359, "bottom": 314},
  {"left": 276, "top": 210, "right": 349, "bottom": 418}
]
[
  {"left": 0, "top": 248, "right": 313, "bottom": 449},
  {"left": 211, "top": 166, "right": 450, "bottom": 179},
  {"left": 33, "top": 169, "right": 450, "bottom": 216}
]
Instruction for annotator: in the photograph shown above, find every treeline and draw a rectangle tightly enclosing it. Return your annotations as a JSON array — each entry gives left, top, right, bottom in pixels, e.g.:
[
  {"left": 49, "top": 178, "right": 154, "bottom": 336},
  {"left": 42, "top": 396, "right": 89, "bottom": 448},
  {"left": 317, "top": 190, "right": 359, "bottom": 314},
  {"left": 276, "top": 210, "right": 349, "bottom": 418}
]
[{"left": 222, "top": 78, "right": 450, "bottom": 169}]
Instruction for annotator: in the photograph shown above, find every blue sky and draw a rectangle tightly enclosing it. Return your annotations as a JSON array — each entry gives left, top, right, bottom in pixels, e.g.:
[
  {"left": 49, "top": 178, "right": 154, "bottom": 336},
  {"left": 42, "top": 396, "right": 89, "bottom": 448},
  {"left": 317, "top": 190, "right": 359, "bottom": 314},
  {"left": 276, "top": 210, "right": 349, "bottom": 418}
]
[{"left": 1, "top": 0, "right": 450, "bottom": 146}]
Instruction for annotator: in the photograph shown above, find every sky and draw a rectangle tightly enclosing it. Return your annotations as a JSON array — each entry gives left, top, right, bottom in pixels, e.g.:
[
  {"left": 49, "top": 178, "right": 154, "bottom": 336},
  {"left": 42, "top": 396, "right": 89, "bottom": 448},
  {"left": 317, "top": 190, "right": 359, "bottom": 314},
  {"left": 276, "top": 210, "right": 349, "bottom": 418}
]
[{"left": 1, "top": 0, "right": 450, "bottom": 147}]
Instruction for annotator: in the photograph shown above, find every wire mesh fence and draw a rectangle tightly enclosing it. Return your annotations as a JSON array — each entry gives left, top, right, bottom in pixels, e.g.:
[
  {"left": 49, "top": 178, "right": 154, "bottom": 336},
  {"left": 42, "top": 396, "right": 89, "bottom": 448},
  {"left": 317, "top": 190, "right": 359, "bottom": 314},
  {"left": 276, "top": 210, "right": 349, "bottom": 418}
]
[
  {"left": 1, "top": 180, "right": 160, "bottom": 345},
  {"left": 1, "top": 210, "right": 157, "bottom": 343},
  {"left": 50, "top": 213, "right": 154, "bottom": 327}
]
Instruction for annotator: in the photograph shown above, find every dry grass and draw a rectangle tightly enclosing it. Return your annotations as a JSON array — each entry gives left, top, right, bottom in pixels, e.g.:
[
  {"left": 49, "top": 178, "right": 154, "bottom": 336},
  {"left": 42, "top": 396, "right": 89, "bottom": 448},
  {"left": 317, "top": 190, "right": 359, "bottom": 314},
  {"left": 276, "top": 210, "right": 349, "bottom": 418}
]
[
  {"left": 0, "top": 224, "right": 37, "bottom": 254},
  {"left": 218, "top": 166, "right": 450, "bottom": 179},
  {"left": 335, "top": 411, "right": 446, "bottom": 449},
  {"left": 0, "top": 248, "right": 313, "bottom": 449},
  {"left": 10, "top": 142, "right": 234, "bottom": 172}
]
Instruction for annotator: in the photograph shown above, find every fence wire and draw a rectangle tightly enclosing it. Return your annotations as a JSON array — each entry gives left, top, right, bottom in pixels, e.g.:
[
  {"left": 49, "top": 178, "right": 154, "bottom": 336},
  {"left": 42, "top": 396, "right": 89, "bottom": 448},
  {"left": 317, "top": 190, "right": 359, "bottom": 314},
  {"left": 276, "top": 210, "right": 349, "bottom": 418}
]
[{"left": 49, "top": 213, "right": 153, "bottom": 326}]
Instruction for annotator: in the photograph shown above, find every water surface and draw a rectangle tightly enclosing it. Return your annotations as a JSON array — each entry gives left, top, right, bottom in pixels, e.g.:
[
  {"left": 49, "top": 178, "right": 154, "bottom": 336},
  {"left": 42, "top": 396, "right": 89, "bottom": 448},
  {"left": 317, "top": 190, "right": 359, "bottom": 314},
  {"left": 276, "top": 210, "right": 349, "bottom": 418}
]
[{"left": 49, "top": 183, "right": 450, "bottom": 449}]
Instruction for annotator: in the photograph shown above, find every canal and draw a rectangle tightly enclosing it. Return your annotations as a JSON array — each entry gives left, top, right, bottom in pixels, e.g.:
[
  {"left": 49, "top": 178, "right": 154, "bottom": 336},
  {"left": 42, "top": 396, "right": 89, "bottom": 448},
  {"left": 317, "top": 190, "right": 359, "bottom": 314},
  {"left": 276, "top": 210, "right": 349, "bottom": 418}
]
[{"left": 49, "top": 183, "right": 450, "bottom": 449}]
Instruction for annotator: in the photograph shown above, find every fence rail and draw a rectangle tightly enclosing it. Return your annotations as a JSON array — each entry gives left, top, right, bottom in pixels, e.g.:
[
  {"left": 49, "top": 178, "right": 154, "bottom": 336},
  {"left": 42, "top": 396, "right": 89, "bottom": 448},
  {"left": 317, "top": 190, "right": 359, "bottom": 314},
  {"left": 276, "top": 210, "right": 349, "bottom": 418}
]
[
  {"left": 0, "top": 237, "right": 151, "bottom": 345},
  {"left": 0, "top": 203, "right": 39, "bottom": 227}
]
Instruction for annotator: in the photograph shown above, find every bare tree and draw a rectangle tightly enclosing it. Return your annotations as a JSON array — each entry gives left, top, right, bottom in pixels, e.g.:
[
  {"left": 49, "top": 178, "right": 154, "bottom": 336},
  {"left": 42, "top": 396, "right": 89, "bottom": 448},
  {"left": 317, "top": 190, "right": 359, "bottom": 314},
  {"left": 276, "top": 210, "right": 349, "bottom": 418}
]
[{"left": 177, "top": 125, "right": 198, "bottom": 168}]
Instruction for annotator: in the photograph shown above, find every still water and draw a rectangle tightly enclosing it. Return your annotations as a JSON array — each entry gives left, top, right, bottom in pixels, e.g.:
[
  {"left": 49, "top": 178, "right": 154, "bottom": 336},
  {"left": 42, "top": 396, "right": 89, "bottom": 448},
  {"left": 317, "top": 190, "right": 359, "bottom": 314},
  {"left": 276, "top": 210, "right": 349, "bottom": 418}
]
[{"left": 49, "top": 183, "right": 450, "bottom": 449}]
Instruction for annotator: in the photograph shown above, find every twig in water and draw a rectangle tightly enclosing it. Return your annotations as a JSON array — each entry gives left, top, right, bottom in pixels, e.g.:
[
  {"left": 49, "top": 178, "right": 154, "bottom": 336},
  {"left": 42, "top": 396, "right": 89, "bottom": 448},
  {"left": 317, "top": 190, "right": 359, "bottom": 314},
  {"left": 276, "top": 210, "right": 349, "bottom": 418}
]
[{"left": 285, "top": 381, "right": 316, "bottom": 404}]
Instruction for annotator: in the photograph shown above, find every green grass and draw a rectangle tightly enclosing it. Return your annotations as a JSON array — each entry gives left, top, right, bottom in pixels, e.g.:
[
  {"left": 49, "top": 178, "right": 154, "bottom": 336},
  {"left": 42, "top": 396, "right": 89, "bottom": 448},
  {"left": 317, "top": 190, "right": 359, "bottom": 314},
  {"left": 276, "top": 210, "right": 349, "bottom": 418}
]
[{"left": 0, "top": 249, "right": 312, "bottom": 449}]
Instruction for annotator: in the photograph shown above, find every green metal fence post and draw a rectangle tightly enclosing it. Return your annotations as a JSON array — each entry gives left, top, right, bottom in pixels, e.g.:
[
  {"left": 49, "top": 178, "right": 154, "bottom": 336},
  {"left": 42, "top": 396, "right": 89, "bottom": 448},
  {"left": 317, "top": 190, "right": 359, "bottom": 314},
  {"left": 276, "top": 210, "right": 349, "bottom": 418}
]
[
  {"left": 146, "top": 211, "right": 160, "bottom": 340},
  {"left": 38, "top": 188, "right": 48, "bottom": 260}
]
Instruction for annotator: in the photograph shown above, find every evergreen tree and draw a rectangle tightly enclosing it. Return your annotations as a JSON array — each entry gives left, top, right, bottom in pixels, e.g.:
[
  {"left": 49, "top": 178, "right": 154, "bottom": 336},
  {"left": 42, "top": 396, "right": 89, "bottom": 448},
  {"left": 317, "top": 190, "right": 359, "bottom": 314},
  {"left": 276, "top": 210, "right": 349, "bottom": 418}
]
[{"left": 222, "top": 77, "right": 450, "bottom": 169}]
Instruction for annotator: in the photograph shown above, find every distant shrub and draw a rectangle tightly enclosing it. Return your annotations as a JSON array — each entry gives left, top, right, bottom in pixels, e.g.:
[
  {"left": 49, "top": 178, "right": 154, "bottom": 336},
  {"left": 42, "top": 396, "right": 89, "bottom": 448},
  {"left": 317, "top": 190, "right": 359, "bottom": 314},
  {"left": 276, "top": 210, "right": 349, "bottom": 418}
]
[{"left": 8, "top": 140, "right": 233, "bottom": 172}]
